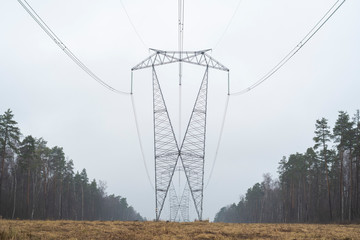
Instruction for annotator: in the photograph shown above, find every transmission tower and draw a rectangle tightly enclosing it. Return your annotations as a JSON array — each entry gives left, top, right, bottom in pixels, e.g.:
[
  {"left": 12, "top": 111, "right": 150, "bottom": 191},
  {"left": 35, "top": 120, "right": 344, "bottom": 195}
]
[
  {"left": 17, "top": 0, "right": 347, "bottom": 221},
  {"left": 131, "top": 49, "right": 229, "bottom": 221},
  {"left": 169, "top": 165, "right": 190, "bottom": 222}
]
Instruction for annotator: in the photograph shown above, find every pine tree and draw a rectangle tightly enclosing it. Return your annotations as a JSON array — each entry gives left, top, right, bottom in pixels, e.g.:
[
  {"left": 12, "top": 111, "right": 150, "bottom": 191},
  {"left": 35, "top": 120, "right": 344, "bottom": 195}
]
[
  {"left": 313, "top": 118, "right": 333, "bottom": 220},
  {"left": 18, "top": 135, "right": 36, "bottom": 218},
  {"left": 353, "top": 110, "right": 360, "bottom": 218},
  {"left": 0, "top": 109, "right": 21, "bottom": 213},
  {"left": 333, "top": 111, "right": 354, "bottom": 220}
]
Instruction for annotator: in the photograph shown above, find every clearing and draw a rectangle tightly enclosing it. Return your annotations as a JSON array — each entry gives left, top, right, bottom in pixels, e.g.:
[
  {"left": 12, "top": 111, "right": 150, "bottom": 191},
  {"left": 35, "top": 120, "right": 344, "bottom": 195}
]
[{"left": 0, "top": 220, "right": 359, "bottom": 239}]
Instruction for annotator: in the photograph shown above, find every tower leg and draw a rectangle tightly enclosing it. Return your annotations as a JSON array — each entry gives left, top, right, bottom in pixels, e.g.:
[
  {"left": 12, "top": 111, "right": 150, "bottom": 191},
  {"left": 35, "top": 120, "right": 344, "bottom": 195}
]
[
  {"left": 152, "top": 66, "right": 180, "bottom": 220},
  {"left": 180, "top": 67, "right": 209, "bottom": 220}
]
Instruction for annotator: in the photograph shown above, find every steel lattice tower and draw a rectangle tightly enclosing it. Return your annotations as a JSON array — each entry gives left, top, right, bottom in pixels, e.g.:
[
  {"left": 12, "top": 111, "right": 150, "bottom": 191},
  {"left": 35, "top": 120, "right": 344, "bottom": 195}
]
[
  {"left": 179, "top": 66, "right": 208, "bottom": 218},
  {"left": 151, "top": 66, "right": 180, "bottom": 220},
  {"left": 132, "top": 49, "right": 229, "bottom": 221},
  {"left": 169, "top": 165, "right": 190, "bottom": 222}
]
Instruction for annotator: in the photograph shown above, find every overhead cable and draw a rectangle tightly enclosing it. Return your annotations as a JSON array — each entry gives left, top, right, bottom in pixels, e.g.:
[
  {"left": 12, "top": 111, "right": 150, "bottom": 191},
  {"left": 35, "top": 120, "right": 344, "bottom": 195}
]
[
  {"left": 213, "top": 0, "right": 243, "bottom": 51},
  {"left": 205, "top": 95, "right": 230, "bottom": 189},
  {"left": 131, "top": 95, "right": 155, "bottom": 190},
  {"left": 119, "top": 0, "right": 149, "bottom": 52},
  {"left": 178, "top": 0, "right": 185, "bottom": 149},
  {"left": 18, "top": 0, "right": 130, "bottom": 95},
  {"left": 231, "top": 0, "right": 346, "bottom": 96}
]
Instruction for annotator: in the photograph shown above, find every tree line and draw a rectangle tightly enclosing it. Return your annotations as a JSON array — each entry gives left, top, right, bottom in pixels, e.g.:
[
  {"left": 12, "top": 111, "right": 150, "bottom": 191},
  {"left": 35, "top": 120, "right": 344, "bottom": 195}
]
[
  {"left": 0, "top": 109, "right": 143, "bottom": 221},
  {"left": 214, "top": 110, "right": 360, "bottom": 223}
]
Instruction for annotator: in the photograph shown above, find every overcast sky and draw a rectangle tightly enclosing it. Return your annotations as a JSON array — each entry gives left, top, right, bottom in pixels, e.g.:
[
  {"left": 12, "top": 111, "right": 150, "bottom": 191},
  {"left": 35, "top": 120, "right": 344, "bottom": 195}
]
[{"left": 1, "top": 0, "right": 359, "bottom": 221}]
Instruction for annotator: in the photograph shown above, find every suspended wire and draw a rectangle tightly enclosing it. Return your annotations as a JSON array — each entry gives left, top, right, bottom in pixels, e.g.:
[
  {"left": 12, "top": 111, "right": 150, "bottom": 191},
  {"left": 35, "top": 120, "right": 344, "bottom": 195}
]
[
  {"left": 19, "top": 0, "right": 346, "bottom": 193},
  {"left": 213, "top": 0, "right": 243, "bottom": 51},
  {"left": 177, "top": 1, "right": 184, "bottom": 217},
  {"left": 178, "top": 0, "right": 185, "bottom": 150},
  {"left": 205, "top": 95, "right": 230, "bottom": 189},
  {"left": 131, "top": 95, "right": 155, "bottom": 190},
  {"left": 178, "top": 0, "right": 185, "bottom": 54},
  {"left": 178, "top": 68, "right": 182, "bottom": 147},
  {"left": 181, "top": 0, "right": 185, "bottom": 53},
  {"left": 231, "top": 0, "right": 346, "bottom": 96},
  {"left": 18, "top": 0, "right": 130, "bottom": 95},
  {"left": 119, "top": 0, "right": 149, "bottom": 52}
]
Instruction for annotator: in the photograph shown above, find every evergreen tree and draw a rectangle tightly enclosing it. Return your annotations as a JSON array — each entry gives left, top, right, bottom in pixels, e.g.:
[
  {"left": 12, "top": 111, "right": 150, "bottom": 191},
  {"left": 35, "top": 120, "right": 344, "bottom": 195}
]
[
  {"left": 0, "top": 109, "right": 144, "bottom": 221},
  {"left": 18, "top": 135, "right": 36, "bottom": 218},
  {"left": 333, "top": 111, "right": 354, "bottom": 220},
  {"left": 313, "top": 118, "right": 333, "bottom": 220},
  {"left": 0, "top": 109, "right": 21, "bottom": 213},
  {"left": 353, "top": 110, "right": 360, "bottom": 217},
  {"left": 35, "top": 138, "right": 51, "bottom": 218},
  {"left": 215, "top": 110, "right": 360, "bottom": 223}
]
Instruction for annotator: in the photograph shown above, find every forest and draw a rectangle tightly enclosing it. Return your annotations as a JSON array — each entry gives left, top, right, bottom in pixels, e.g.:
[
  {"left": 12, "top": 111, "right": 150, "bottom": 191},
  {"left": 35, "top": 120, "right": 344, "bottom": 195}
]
[
  {"left": 214, "top": 110, "right": 360, "bottom": 223},
  {"left": 0, "top": 109, "right": 143, "bottom": 221}
]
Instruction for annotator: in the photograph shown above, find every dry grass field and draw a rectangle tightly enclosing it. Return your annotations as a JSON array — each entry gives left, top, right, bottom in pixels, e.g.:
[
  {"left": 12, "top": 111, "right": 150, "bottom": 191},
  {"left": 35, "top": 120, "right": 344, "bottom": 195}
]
[{"left": 0, "top": 220, "right": 359, "bottom": 240}]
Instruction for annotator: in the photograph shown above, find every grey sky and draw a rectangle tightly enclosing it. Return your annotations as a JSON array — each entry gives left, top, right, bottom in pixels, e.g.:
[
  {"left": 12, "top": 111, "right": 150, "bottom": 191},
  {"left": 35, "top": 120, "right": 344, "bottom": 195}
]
[{"left": 1, "top": 0, "right": 359, "bottom": 220}]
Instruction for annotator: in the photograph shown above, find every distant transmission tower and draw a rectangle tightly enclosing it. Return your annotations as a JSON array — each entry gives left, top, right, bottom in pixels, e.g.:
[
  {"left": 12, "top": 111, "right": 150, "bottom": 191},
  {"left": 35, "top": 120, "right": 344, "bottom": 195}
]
[
  {"left": 131, "top": 49, "right": 229, "bottom": 220},
  {"left": 169, "top": 165, "right": 190, "bottom": 222},
  {"left": 130, "top": 0, "right": 228, "bottom": 223}
]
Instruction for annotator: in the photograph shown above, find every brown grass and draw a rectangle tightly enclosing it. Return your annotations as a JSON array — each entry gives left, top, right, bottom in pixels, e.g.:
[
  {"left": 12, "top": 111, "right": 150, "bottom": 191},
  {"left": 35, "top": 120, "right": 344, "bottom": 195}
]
[{"left": 0, "top": 220, "right": 359, "bottom": 240}]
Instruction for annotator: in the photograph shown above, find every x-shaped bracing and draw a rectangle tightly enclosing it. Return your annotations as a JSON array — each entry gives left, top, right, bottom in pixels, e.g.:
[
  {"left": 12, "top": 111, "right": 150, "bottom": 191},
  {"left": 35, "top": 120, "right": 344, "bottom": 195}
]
[
  {"left": 132, "top": 49, "right": 228, "bottom": 221},
  {"left": 152, "top": 65, "right": 208, "bottom": 220}
]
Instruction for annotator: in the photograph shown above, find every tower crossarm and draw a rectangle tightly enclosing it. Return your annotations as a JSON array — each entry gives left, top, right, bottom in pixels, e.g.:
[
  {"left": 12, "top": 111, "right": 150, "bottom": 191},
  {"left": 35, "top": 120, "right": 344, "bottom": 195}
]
[{"left": 131, "top": 49, "right": 229, "bottom": 72}]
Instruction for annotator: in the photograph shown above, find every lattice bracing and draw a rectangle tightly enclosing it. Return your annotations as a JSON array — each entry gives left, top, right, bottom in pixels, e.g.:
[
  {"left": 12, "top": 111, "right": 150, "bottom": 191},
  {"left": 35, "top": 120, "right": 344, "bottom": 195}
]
[
  {"left": 132, "top": 50, "right": 229, "bottom": 72},
  {"left": 178, "top": 180, "right": 190, "bottom": 222},
  {"left": 180, "top": 67, "right": 209, "bottom": 220},
  {"left": 152, "top": 66, "right": 180, "bottom": 221},
  {"left": 135, "top": 49, "right": 228, "bottom": 221},
  {"left": 169, "top": 165, "right": 190, "bottom": 222},
  {"left": 169, "top": 178, "right": 180, "bottom": 221}
]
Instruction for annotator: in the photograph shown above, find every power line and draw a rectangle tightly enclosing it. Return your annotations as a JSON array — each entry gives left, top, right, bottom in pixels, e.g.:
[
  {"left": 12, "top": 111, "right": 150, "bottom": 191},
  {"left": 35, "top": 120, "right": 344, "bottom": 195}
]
[
  {"left": 231, "top": 0, "right": 346, "bottom": 96},
  {"left": 177, "top": 0, "right": 185, "bottom": 221},
  {"left": 178, "top": 0, "right": 185, "bottom": 143},
  {"left": 119, "top": 0, "right": 149, "bottom": 52},
  {"left": 131, "top": 95, "right": 155, "bottom": 190},
  {"left": 18, "top": 0, "right": 130, "bottom": 95},
  {"left": 213, "top": 0, "right": 243, "bottom": 51},
  {"left": 205, "top": 95, "right": 230, "bottom": 189}
]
